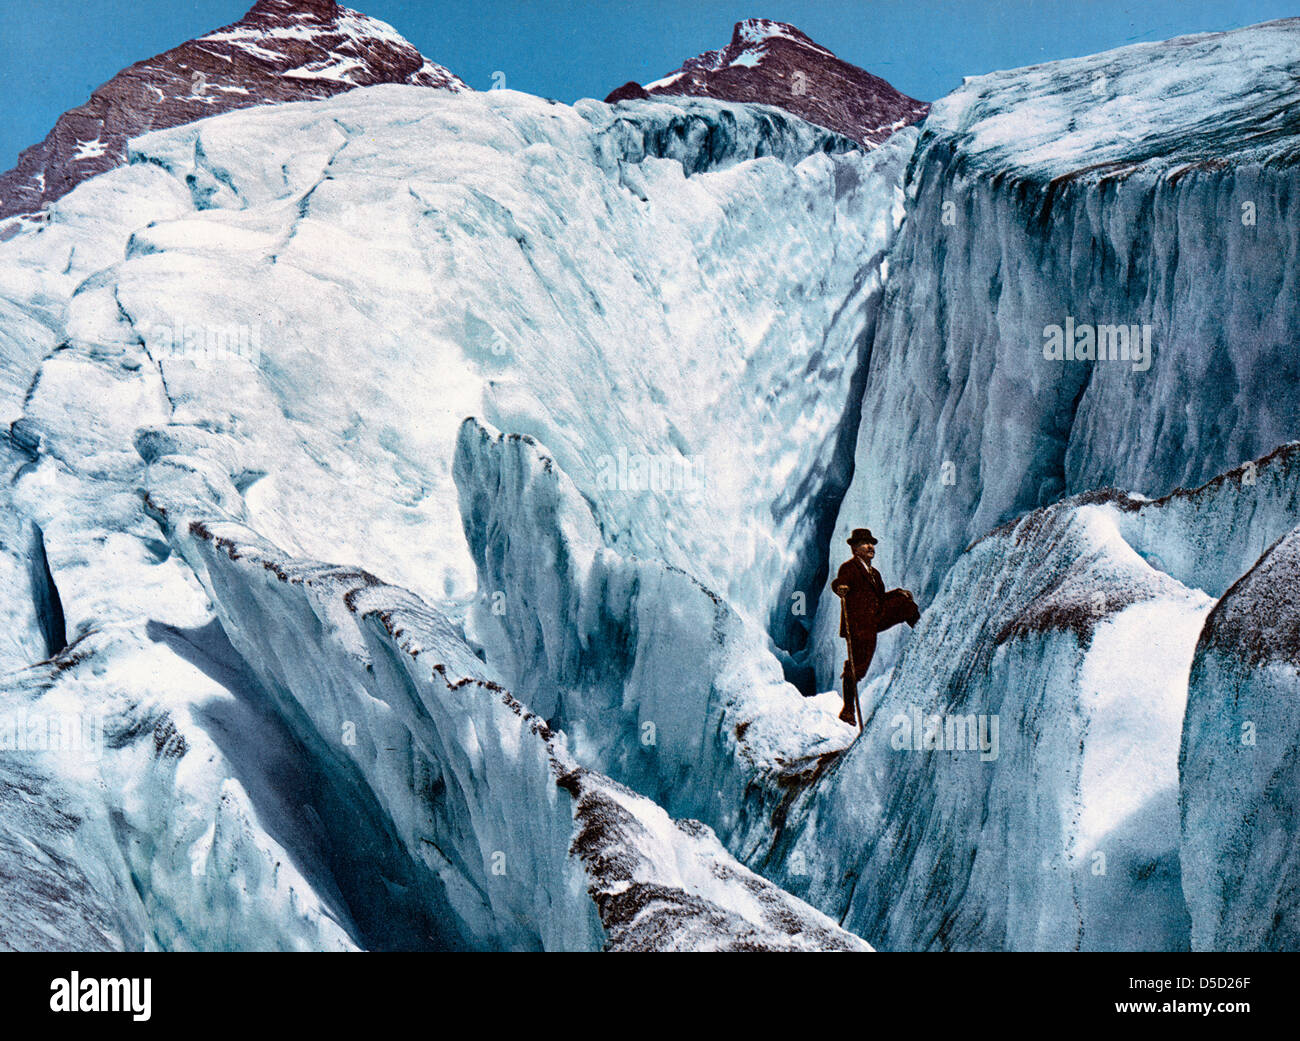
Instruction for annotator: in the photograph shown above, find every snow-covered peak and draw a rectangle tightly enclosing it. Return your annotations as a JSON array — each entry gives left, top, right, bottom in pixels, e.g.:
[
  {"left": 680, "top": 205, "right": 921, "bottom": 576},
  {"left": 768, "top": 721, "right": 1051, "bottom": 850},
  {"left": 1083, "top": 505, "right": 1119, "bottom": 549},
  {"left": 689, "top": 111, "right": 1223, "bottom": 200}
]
[
  {"left": 608, "top": 18, "right": 928, "bottom": 147},
  {"left": 197, "top": 0, "right": 462, "bottom": 88},
  {"left": 660, "top": 20, "right": 835, "bottom": 77},
  {"left": 733, "top": 18, "right": 833, "bottom": 56},
  {"left": 926, "top": 17, "right": 1300, "bottom": 182},
  {"left": 0, "top": 0, "right": 466, "bottom": 222}
]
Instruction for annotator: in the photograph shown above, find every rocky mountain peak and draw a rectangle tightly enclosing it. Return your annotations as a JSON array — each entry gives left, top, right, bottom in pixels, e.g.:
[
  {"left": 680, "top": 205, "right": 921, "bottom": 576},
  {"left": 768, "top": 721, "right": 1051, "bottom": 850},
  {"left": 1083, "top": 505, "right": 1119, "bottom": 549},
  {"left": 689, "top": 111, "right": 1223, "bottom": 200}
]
[
  {"left": 0, "top": 0, "right": 466, "bottom": 224},
  {"left": 605, "top": 18, "right": 927, "bottom": 147}
]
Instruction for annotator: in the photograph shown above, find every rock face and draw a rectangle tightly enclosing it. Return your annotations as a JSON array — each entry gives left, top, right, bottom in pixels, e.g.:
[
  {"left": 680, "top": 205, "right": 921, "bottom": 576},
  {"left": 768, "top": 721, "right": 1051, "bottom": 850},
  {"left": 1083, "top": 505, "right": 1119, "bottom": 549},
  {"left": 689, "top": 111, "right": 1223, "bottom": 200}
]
[
  {"left": 606, "top": 18, "right": 928, "bottom": 147},
  {"left": 0, "top": 0, "right": 466, "bottom": 222}
]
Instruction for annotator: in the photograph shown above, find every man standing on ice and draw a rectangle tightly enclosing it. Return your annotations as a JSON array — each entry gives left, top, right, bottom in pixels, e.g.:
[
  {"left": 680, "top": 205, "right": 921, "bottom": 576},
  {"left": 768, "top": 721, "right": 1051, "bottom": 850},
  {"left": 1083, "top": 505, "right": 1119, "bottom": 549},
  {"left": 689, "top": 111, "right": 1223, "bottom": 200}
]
[{"left": 831, "top": 528, "right": 919, "bottom": 727}]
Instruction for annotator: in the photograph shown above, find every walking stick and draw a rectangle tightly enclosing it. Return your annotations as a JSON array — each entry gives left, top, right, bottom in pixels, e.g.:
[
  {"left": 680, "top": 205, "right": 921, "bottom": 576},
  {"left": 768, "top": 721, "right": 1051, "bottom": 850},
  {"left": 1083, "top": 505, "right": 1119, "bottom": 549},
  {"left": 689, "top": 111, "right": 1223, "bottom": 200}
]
[{"left": 837, "top": 591, "right": 864, "bottom": 733}]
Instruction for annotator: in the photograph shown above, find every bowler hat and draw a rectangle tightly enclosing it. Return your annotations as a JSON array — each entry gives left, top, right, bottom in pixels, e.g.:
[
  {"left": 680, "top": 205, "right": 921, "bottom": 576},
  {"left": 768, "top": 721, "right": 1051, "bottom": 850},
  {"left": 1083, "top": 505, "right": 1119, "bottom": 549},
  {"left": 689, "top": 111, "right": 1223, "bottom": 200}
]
[{"left": 847, "top": 528, "right": 878, "bottom": 546}]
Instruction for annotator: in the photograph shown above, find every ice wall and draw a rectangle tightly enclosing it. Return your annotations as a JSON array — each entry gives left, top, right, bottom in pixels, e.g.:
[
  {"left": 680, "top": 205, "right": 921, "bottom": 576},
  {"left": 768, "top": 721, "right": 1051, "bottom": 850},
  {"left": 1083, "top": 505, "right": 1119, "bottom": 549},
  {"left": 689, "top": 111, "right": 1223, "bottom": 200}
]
[
  {"left": 816, "top": 19, "right": 1300, "bottom": 687},
  {"left": 453, "top": 417, "right": 854, "bottom": 859},
  {"left": 154, "top": 505, "right": 869, "bottom": 951},
  {"left": 1180, "top": 525, "right": 1300, "bottom": 951},
  {"left": 775, "top": 442, "right": 1300, "bottom": 950}
]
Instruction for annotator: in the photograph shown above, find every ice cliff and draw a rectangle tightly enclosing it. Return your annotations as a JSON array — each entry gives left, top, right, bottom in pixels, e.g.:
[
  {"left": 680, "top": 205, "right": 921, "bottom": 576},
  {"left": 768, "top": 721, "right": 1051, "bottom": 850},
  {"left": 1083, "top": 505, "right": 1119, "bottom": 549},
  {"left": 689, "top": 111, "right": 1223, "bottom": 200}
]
[
  {"left": 1181, "top": 521, "right": 1300, "bottom": 951},
  {"left": 453, "top": 417, "right": 854, "bottom": 860},
  {"left": 816, "top": 17, "right": 1300, "bottom": 687},
  {"left": 772, "top": 444, "right": 1300, "bottom": 950}
]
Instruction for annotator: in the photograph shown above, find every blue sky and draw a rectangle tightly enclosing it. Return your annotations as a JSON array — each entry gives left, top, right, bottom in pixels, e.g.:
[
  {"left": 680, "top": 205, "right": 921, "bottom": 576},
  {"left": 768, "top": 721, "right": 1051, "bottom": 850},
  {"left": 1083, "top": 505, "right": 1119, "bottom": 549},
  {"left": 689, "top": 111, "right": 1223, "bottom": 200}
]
[{"left": 2, "top": 0, "right": 1296, "bottom": 168}]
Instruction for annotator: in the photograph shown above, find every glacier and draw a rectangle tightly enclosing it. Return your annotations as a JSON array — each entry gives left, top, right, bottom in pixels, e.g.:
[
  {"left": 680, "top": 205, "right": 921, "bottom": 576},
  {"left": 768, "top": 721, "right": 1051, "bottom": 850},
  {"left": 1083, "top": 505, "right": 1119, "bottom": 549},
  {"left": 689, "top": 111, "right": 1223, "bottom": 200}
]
[
  {"left": 0, "top": 85, "right": 896, "bottom": 950},
  {"left": 1, "top": 18, "right": 1298, "bottom": 953}
]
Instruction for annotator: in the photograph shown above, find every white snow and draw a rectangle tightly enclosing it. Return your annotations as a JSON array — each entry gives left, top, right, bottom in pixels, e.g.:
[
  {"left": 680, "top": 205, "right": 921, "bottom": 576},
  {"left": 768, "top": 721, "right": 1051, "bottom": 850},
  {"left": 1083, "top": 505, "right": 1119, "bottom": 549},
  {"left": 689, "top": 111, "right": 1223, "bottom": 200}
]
[
  {"left": 927, "top": 18, "right": 1300, "bottom": 177},
  {"left": 71, "top": 138, "right": 107, "bottom": 161},
  {"left": 735, "top": 19, "right": 833, "bottom": 57},
  {"left": 336, "top": 8, "right": 420, "bottom": 50},
  {"left": 282, "top": 57, "right": 367, "bottom": 83},
  {"left": 643, "top": 71, "right": 686, "bottom": 91},
  {"left": 202, "top": 36, "right": 285, "bottom": 63},
  {"left": 201, "top": 26, "right": 324, "bottom": 45},
  {"left": 1074, "top": 596, "right": 1207, "bottom": 854}
]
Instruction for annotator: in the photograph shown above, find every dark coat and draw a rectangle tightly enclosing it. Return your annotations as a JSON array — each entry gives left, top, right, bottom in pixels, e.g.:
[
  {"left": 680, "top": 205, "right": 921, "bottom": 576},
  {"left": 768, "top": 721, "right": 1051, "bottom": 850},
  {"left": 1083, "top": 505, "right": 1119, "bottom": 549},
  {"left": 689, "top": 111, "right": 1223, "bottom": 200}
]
[{"left": 832, "top": 557, "right": 919, "bottom": 681}]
